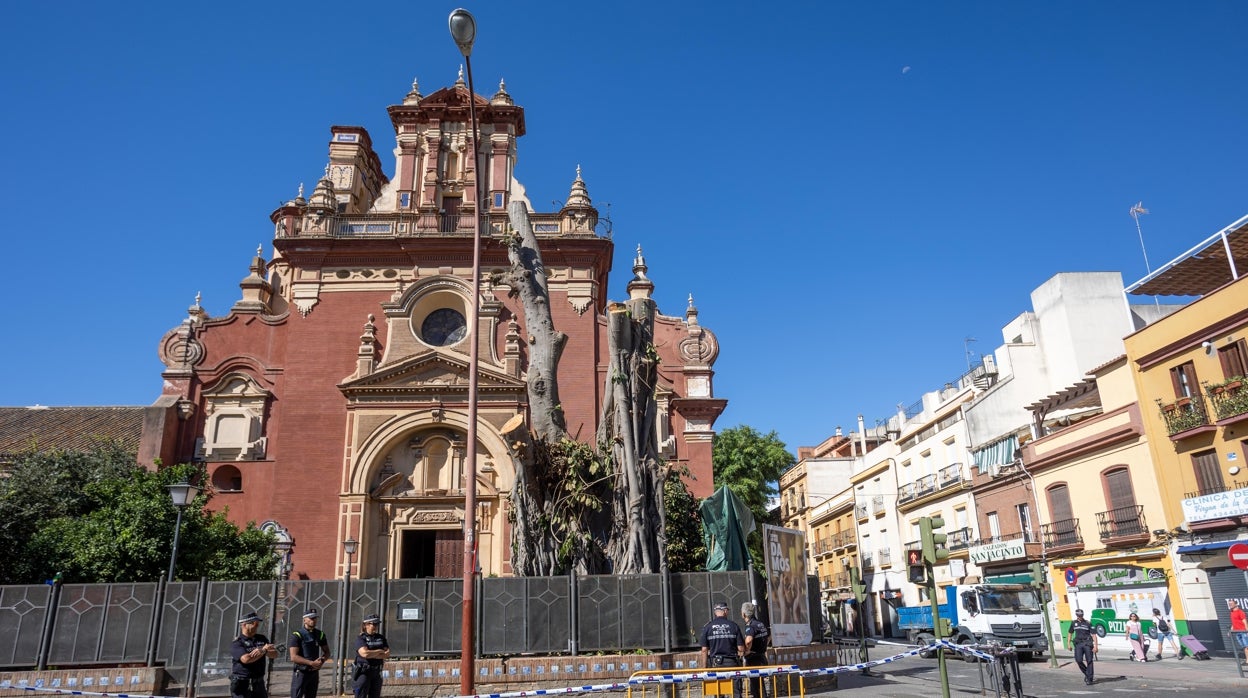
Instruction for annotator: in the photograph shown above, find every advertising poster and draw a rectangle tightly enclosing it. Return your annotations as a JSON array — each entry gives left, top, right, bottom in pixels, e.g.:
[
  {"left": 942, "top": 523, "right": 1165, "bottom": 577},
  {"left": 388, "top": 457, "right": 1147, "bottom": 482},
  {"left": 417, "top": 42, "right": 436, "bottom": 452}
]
[{"left": 763, "top": 524, "right": 812, "bottom": 646}]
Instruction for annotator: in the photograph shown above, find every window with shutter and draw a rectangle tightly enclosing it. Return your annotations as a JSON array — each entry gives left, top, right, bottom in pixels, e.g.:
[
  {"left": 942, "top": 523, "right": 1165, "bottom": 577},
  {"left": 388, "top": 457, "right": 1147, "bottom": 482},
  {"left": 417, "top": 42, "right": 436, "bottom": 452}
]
[
  {"left": 1218, "top": 341, "right": 1248, "bottom": 379},
  {"left": 1047, "top": 484, "right": 1077, "bottom": 546},
  {"left": 1170, "top": 361, "right": 1199, "bottom": 399},
  {"left": 1103, "top": 468, "right": 1142, "bottom": 537},
  {"left": 1191, "top": 450, "right": 1225, "bottom": 496}
]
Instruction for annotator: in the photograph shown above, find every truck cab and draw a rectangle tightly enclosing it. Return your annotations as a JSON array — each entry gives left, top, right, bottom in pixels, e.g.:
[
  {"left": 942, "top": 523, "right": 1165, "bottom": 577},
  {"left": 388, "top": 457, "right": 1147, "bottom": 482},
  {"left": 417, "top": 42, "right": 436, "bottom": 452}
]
[{"left": 897, "top": 583, "right": 1048, "bottom": 659}]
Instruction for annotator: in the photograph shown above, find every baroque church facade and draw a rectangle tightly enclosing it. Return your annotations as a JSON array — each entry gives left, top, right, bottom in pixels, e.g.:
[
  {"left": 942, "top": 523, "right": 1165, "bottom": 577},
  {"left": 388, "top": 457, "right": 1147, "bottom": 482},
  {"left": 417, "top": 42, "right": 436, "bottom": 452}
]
[{"left": 137, "top": 75, "right": 726, "bottom": 581}]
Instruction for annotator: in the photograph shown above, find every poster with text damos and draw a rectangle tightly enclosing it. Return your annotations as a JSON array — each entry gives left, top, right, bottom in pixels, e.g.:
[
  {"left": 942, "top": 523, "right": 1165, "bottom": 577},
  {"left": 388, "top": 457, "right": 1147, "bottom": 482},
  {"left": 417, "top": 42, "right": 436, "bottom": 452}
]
[{"left": 763, "top": 524, "right": 812, "bottom": 646}]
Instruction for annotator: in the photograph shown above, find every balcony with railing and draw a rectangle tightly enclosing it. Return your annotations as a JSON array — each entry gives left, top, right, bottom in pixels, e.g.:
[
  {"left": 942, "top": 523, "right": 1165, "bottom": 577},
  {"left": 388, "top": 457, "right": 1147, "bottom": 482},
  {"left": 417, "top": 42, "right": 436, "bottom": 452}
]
[
  {"left": 860, "top": 552, "right": 875, "bottom": 570},
  {"left": 1208, "top": 378, "right": 1248, "bottom": 424},
  {"left": 855, "top": 503, "right": 869, "bottom": 521},
  {"left": 1096, "top": 505, "right": 1150, "bottom": 546},
  {"left": 897, "top": 465, "right": 972, "bottom": 512},
  {"left": 871, "top": 494, "right": 886, "bottom": 516},
  {"left": 833, "top": 530, "right": 857, "bottom": 550},
  {"left": 276, "top": 209, "right": 609, "bottom": 241},
  {"left": 1158, "top": 395, "right": 1214, "bottom": 440},
  {"left": 947, "top": 526, "right": 973, "bottom": 551},
  {"left": 1184, "top": 481, "right": 1247, "bottom": 500},
  {"left": 833, "top": 571, "right": 850, "bottom": 589},
  {"left": 1042, "top": 517, "right": 1084, "bottom": 555},
  {"left": 938, "top": 463, "right": 965, "bottom": 488},
  {"left": 878, "top": 547, "right": 893, "bottom": 568}
]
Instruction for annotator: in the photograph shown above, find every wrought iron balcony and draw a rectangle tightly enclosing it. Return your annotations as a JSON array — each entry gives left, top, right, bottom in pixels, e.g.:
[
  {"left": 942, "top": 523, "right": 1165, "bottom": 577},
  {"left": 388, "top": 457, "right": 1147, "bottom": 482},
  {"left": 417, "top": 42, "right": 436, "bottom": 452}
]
[
  {"left": 1184, "top": 481, "right": 1247, "bottom": 500},
  {"left": 916, "top": 474, "right": 937, "bottom": 495},
  {"left": 1042, "top": 518, "right": 1084, "bottom": 551},
  {"left": 947, "top": 526, "right": 973, "bottom": 550},
  {"left": 898, "top": 482, "right": 917, "bottom": 503},
  {"left": 1158, "top": 396, "right": 1212, "bottom": 436},
  {"left": 878, "top": 547, "right": 893, "bottom": 568},
  {"left": 861, "top": 552, "right": 875, "bottom": 570},
  {"left": 834, "top": 572, "right": 850, "bottom": 589},
  {"left": 1096, "top": 505, "right": 1149, "bottom": 544},
  {"left": 1208, "top": 379, "right": 1248, "bottom": 421},
  {"left": 938, "top": 463, "right": 964, "bottom": 488},
  {"left": 871, "top": 494, "right": 886, "bottom": 515},
  {"left": 855, "top": 503, "right": 869, "bottom": 520}
]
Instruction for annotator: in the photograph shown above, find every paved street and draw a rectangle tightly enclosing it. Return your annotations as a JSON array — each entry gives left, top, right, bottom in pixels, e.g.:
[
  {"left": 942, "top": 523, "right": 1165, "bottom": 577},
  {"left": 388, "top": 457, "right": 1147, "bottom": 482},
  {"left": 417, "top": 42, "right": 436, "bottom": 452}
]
[{"left": 817, "top": 647, "right": 1245, "bottom": 697}]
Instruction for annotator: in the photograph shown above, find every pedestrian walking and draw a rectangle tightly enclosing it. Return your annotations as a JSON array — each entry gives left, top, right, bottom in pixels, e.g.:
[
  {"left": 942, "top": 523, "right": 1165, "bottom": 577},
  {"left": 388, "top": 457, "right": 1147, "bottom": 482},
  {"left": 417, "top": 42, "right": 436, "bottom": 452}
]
[
  {"left": 700, "top": 601, "right": 745, "bottom": 698},
  {"left": 1150, "top": 608, "right": 1181, "bottom": 660},
  {"left": 741, "top": 602, "right": 771, "bottom": 698},
  {"left": 352, "top": 613, "right": 390, "bottom": 698},
  {"left": 1230, "top": 599, "right": 1248, "bottom": 664},
  {"left": 230, "top": 611, "right": 278, "bottom": 698},
  {"left": 1067, "top": 609, "right": 1098, "bottom": 685},
  {"left": 289, "top": 608, "right": 331, "bottom": 698},
  {"left": 1125, "top": 612, "right": 1148, "bottom": 662}
]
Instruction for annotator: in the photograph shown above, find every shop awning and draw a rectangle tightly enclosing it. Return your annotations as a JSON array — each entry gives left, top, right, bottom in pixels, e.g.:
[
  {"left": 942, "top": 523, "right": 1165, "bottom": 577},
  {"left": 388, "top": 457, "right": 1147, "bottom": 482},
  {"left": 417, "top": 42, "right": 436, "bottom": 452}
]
[{"left": 1176, "top": 540, "right": 1237, "bottom": 554}]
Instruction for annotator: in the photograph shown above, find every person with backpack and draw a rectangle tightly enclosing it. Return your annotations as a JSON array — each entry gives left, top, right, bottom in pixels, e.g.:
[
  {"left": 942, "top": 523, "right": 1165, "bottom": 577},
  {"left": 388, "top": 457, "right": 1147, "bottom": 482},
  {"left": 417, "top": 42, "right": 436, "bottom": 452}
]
[{"left": 1151, "top": 608, "right": 1181, "bottom": 660}]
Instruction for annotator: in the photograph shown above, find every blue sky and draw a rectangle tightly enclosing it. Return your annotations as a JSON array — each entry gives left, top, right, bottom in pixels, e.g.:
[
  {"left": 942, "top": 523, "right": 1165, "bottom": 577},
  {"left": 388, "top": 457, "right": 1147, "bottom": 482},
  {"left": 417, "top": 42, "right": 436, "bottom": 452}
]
[{"left": 2, "top": 1, "right": 1246, "bottom": 455}]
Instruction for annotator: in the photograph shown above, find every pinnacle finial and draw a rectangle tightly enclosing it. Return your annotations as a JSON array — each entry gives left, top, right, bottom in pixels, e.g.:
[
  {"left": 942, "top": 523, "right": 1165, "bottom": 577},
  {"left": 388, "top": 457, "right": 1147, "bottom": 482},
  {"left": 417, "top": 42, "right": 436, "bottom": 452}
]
[
  {"left": 688, "top": 293, "right": 695, "bottom": 308},
  {"left": 297, "top": 183, "right": 305, "bottom": 198},
  {"left": 195, "top": 291, "right": 202, "bottom": 307},
  {"left": 256, "top": 244, "right": 263, "bottom": 257},
  {"left": 457, "top": 65, "right": 465, "bottom": 84},
  {"left": 576, "top": 164, "right": 582, "bottom": 180},
  {"left": 324, "top": 164, "right": 330, "bottom": 178}
]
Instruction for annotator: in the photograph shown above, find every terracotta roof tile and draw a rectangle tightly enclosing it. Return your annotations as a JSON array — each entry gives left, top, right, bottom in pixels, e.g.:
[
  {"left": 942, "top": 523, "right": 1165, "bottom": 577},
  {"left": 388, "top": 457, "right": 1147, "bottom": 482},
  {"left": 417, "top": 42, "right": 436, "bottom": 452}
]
[{"left": 0, "top": 406, "right": 145, "bottom": 458}]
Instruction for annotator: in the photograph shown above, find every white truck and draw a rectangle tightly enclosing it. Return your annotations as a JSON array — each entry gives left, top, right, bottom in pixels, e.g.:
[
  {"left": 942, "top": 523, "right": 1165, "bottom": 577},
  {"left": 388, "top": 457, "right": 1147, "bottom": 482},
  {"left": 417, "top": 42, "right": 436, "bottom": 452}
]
[{"left": 897, "top": 583, "right": 1048, "bottom": 659}]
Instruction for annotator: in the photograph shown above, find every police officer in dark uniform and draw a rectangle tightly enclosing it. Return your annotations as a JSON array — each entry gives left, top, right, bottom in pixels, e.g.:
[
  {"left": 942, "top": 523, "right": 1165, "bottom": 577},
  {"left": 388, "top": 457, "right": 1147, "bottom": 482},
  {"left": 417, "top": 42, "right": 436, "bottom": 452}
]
[
  {"left": 1067, "top": 608, "right": 1099, "bottom": 685},
  {"left": 741, "top": 602, "right": 771, "bottom": 698},
  {"left": 289, "top": 608, "right": 331, "bottom": 698},
  {"left": 230, "top": 611, "right": 278, "bottom": 698},
  {"left": 700, "top": 602, "right": 745, "bottom": 698},
  {"left": 352, "top": 613, "right": 390, "bottom": 698}
]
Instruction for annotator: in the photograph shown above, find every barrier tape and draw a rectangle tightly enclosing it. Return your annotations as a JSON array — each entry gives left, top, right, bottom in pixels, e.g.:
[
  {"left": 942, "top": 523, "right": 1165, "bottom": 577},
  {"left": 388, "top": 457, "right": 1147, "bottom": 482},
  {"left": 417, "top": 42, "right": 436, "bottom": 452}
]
[{"left": 0, "top": 685, "right": 162, "bottom": 698}]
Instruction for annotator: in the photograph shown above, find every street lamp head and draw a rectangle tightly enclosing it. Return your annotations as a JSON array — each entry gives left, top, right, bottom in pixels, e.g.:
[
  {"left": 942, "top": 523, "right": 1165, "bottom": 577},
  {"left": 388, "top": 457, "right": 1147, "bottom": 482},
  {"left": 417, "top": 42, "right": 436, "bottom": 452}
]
[
  {"left": 449, "top": 9, "right": 476, "bottom": 58},
  {"left": 166, "top": 479, "right": 199, "bottom": 508},
  {"left": 343, "top": 537, "right": 358, "bottom": 556}
]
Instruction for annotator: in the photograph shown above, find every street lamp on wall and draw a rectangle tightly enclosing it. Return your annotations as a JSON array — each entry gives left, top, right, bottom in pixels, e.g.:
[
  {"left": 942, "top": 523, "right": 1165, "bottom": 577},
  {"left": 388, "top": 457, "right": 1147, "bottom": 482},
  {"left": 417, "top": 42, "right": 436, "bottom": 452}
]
[
  {"left": 166, "top": 479, "right": 200, "bottom": 583},
  {"left": 449, "top": 8, "right": 483, "bottom": 696}
]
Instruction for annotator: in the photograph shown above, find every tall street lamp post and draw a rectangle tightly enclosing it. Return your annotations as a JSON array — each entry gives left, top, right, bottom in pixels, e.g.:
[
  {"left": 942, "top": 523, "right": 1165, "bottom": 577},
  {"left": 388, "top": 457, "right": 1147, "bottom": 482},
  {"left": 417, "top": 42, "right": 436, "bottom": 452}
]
[
  {"left": 449, "top": 8, "right": 483, "bottom": 695},
  {"left": 340, "top": 537, "right": 358, "bottom": 694},
  {"left": 166, "top": 479, "right": 200, "bottom": 583}
]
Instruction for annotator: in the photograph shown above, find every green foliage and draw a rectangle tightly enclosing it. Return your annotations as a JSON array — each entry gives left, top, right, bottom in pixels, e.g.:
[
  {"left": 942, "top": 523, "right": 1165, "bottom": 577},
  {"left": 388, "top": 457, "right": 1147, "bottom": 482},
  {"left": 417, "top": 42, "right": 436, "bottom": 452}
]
[
  {"left": 0, "top": 444, "right": 278, "bottom": 584},
  {"left": 712, "top": 425, "right": 795, "bottom": 573},
  {"left": 663, "top": 466, "right": 706, "bottom": 573}
]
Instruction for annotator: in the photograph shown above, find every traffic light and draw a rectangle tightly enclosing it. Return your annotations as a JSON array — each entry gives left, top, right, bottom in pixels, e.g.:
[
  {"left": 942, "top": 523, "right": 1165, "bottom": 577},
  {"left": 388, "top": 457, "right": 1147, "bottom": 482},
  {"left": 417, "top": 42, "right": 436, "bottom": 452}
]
[
  {"left": 1029, "top": 561, "right": 1045, "bottom": 589},
  {"left": 907, "top": 548, "right": 926, "bottom": 583},
  {"left": 849, "top": 565, "right": 868, "bottom": 605},
  {"left": 919, "top": 516, "right": 949, "bottom": 564}
]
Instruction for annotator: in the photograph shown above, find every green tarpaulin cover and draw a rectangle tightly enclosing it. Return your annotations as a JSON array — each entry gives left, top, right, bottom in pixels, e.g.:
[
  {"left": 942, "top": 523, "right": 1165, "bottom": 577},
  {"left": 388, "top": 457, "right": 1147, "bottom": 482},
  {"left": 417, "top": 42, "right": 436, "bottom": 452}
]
[{"left": 700, "top": 486, "right": 756, "bottom": 571}]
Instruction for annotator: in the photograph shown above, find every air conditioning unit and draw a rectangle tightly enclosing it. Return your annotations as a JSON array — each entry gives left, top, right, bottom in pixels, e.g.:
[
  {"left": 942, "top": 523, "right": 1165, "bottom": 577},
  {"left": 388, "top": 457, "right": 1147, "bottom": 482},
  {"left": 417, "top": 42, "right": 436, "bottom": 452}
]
[
  {"left": 982, "top": 354, "right": 998, "bottom": 375},
  {"left": 989, "top": 462, "right": 1003, "bottom": 478}
]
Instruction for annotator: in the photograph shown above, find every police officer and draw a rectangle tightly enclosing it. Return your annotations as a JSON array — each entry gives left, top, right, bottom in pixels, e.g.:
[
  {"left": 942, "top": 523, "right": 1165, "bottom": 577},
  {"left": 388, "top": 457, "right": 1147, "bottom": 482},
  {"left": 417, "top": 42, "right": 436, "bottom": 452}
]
[
  {"left": 353, "top": 613, "right": 390, "bottom": 698},
  {"left": 289, "top": 608, "right": 331, "bottom": 698},
  {"left": 700, "top": 602, "right": 745, "bottom": 698},
  {"left": 230, "top": 611, "right": 277, "bottom": 698},
  {"left": 741, "top": 602, "right": 771, "bottom": 698},
  {"left": 1067, "top": 608, "right": 1098, "bottom": 685}
]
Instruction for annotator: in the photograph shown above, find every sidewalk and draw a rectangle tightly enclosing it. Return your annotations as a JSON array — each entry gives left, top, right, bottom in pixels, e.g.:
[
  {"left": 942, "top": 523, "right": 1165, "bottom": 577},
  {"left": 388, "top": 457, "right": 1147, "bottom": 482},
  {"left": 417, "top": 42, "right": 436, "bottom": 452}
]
[{"left": 1047, "top": 646, "right": 1246, "bottom": 689}]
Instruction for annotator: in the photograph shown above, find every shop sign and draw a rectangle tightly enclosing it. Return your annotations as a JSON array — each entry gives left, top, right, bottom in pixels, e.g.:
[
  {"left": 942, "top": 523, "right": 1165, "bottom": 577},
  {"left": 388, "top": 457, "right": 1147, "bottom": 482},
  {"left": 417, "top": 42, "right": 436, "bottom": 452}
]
[
  {"left": 1181, "top": 485, "right": 1248, "bottom": 523},
  {"left": 1077, "top": 565, "right": 1165, "bottom": 588},
  {"left": 969, "top": 539, "right": 1026, "bottom": 564}
]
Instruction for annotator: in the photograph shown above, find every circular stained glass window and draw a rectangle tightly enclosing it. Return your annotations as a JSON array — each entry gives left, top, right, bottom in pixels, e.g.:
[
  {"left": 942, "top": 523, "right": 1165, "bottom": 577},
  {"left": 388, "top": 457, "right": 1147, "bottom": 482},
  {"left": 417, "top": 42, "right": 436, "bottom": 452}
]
[{"left": 420, "top": 308, "right": 468, "bottom": 346}]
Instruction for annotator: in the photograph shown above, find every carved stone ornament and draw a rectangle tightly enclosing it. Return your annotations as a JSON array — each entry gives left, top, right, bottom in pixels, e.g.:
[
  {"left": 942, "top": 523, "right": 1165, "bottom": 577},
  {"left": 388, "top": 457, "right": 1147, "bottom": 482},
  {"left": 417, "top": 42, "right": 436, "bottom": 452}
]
[{"left": 410, "top": 510, "right": 460, "bottom": 523}]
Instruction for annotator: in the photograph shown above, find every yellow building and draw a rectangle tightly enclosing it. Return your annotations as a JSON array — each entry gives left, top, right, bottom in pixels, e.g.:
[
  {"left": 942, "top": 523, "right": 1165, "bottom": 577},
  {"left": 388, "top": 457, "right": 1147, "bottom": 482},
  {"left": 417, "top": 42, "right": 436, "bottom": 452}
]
[
  {"left": 807, "top": 489, "right": 859, "bottom": 636},
  {"left": 1021, "top": 356, "right": 1181, "bottom": 650},
  {"left": 1121, "top": 214, "right": 1248, "bottom": 653}
]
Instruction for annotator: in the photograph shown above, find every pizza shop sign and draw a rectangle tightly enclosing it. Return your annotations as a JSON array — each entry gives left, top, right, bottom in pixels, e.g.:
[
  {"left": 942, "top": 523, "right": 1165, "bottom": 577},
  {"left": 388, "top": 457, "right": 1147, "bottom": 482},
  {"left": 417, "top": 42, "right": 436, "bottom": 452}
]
[
  {"left": 969, "top": 539, "right": 1026, "bottom": 564},
  {"left": 1181, "top": 485, "right": 1248, "bottom": 523}
]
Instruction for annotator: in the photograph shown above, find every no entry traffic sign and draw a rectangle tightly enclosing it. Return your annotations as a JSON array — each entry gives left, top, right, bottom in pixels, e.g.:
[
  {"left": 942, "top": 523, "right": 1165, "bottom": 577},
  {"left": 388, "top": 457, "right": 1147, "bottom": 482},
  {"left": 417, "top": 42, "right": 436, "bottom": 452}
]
[{"left": 1230, "top": 542, "right": 1248, "bottom": 571}]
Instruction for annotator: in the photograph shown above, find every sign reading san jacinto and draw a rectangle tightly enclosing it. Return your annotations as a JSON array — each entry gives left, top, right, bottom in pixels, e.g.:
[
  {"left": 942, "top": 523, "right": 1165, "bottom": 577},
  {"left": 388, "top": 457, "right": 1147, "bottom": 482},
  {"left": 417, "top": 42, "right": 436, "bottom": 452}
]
[
  {"left": 1181, "top": 485, "right": 1248, "bottom": 523},
  {"left": 969, "top": 538, "right": 1027, "bottom": 564}
]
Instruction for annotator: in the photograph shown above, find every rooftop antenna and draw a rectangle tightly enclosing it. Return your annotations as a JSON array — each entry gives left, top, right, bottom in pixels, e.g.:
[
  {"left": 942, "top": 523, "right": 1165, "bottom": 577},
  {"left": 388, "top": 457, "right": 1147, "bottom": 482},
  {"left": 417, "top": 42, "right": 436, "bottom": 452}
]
[
  {"left": 1130, "top": 201, "right": 1160, "bottom": 307},
  {"left": 964, "top": 336, "right": 977, "bottom": 371}
]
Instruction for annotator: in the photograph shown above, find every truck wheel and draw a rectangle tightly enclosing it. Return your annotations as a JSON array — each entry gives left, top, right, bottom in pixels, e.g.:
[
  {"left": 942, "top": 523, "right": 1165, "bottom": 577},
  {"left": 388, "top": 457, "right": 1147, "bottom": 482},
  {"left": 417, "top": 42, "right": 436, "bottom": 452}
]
[
  {"left": 916, "top": 634, "right": 936, "bottom": 659},
  {"left": 1094, "top": 625, "right": 1106, "bottom": 638},
  {"left": 956, "top": 636, "right": 980, "bottom": 662}
]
